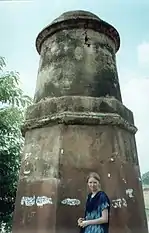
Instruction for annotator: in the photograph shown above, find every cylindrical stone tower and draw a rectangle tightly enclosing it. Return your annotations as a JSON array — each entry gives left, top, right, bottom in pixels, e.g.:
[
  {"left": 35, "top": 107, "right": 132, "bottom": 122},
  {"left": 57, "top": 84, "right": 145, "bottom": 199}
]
[{"left": 12, "top": 10, "right": 148, "bottom": 233}]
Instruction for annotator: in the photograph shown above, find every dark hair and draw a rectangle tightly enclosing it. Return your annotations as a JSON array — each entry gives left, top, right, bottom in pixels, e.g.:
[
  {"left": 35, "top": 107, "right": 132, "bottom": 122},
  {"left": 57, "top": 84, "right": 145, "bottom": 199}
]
[{"left": 87, "top": 172, "right": 100, "bottom": 183}]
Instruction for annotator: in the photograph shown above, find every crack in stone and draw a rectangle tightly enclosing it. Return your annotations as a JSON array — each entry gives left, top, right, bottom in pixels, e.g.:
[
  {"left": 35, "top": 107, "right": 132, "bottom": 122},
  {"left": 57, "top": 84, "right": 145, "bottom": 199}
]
[{"left": 84, "top": 30, "right": 91, "bottom": 47}]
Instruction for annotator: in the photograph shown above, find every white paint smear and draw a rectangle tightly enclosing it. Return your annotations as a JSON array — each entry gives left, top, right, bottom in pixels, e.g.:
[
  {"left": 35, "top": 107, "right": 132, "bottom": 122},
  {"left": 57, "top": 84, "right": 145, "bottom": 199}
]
[
  {"left": 24, "top": 152, "right": 32, "bottom": 160},
  {"left": 108, "top": 173, "right": 111, "bottom": 178},
  {"left": 122, "top": 178, "right": 127, "bottom": 183},
  {"left": 23, "top": 170, "right": 31, "bottom": 175},
  {"left": 61, "top": 198, "right": 80, "bottom": 206},
  {"left": 60, "top": 149, "right": 64, "bottom": 154}
]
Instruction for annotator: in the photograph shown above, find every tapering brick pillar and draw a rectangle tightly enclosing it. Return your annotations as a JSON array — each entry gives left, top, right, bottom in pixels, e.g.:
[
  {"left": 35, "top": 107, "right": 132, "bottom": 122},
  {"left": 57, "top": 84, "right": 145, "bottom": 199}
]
[{"left": 12, "top": 10, "right": 148, "bottom": 233}]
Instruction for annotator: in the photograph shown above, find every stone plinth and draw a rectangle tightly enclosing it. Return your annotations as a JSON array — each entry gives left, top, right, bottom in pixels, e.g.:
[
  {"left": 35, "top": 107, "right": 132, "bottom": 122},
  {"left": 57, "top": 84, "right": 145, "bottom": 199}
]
[{"left": 12, "top": 10, "right": 148, "bottom": 233}]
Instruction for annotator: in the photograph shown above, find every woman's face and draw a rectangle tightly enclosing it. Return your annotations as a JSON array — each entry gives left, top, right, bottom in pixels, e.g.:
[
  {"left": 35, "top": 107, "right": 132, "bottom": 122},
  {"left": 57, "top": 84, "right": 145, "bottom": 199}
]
[{"left": 87, "top": 176, "right": 100, "bottom": 193}]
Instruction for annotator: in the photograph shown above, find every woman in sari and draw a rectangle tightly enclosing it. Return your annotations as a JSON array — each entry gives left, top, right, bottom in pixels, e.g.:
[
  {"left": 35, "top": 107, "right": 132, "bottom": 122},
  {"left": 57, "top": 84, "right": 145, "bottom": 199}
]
[{"left": 78, "top": 172, "right": 110, "bottom": 233}]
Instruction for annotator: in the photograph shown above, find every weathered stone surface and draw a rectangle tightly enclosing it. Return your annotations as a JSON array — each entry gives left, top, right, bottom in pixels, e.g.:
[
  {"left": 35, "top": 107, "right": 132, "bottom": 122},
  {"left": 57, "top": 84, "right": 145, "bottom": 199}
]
[
  {"left": 12, "top": 10, "right": 148, "bottom": 233},
  {"left": 13, "top": 125, "right": 147, "bottom": 233},
  {"left": 35, "top": 10, "right": 121, "bottom": 102}
]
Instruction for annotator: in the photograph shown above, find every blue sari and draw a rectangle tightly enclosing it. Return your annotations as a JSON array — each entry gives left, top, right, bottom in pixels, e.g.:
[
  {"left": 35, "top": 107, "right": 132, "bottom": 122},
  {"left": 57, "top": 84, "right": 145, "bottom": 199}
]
[{"left": 82, "top": 191, "right": 110, "bottom": 233}]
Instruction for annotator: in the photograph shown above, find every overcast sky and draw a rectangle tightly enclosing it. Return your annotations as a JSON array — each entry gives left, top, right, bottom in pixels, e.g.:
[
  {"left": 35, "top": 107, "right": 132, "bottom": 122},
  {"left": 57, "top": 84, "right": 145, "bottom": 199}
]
[{"left": 0, "top": 0, "right": 149, "bottom": 174}]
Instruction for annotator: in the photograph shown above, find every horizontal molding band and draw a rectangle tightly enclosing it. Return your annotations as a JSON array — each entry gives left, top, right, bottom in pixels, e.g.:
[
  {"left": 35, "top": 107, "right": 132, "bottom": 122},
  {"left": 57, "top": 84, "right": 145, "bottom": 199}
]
[
  {"left": 26, "top": 96, "right": 135, "bottom": 125},
  {"left": 22, "top": 111, "right": 137, "bottom": 136}
]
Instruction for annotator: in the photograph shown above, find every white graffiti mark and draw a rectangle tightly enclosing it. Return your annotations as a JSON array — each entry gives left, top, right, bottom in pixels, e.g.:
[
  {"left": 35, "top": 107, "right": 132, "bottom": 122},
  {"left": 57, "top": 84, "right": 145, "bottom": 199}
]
[
  {"left": 110, "top": 157, "right": 114, "bottom": 162},
  {"left": 23, "top": 170, "right": 31, "bottom": 175},
  {"left": 112, "top": 198, "right": 127, "bottom": 208},
  {"left": 122, "top": 198, "right": 127, "bottom": 207},
  {"left": 23, "top": 161, "right": 31, "bottom": 175},
  {"left": 108, "top": 173, "right": 111, "bottom": 178},
  {"left": 60, "top": 149, "right": 64, "bottom": 154},
  {"left": 126, "top": 189, "right": 134, "bottom": 198},
  {"left": 36, "top": 196, "right": 53, "bottom": 206},
  {"left": 61, "top": 198, "right": 80, "bottom": 206},
  {"left": 21, "top": 196, "right": 53, "bottom": 206},
  {"left": 24, "top": 152, "right": 32, "bottom": 160},
  {"left": 21, "top": 196, "right": 35, "bottom": 206},
  {"left": 122, "top": 178, "right": 127, "bottom": 183}
]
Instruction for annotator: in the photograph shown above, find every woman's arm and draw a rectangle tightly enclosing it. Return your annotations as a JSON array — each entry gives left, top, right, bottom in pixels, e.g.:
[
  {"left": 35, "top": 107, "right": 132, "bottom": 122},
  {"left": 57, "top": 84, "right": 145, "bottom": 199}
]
[
  {"left": 80, "top": 209, "right": 108, "bottom": 227},
  {"left": 88, "top": 209, "right": 108, "bottom": 224}
]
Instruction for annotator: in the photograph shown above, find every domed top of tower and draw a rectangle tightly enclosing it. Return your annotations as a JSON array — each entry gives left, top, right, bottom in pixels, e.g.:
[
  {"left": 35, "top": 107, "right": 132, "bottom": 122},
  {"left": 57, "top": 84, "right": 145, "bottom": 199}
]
[
  {"left": 36, "top": 10, "right": 120, "bottom": 54},
  {"left": 51, "top": 10, "right": 101, "bottom": 24}
]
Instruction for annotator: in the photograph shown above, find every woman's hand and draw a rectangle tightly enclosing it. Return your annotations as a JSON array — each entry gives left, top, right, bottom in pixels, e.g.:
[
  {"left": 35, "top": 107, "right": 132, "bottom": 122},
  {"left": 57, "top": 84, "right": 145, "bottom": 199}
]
[
  {"left": 79, "top": 220, "right": 89, "bottom": 228},
  {"left": 78, "top": 218, "right": 84, "bottom": 226}
]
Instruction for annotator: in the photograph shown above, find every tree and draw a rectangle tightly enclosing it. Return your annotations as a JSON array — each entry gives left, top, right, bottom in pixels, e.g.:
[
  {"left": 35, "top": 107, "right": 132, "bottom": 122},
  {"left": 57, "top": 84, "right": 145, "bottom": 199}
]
[
  {"left": 142, "top": 171, "right": 149, "bottom": 185},
  {"left": 0, "top": 57, "right": 32, "bottom": 232}
]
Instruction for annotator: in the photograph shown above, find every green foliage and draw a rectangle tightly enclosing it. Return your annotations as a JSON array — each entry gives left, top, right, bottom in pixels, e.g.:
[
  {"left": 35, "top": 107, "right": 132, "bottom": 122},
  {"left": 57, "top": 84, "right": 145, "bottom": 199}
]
[
  {"left": 142, "top": 171, "right": 149, "bottom": 185},
  {"left": 0, "top": 57, "right": 31, "bottom": 108},
  {"left": 0, "top": 57, "right": 32, "bottom": 232}
]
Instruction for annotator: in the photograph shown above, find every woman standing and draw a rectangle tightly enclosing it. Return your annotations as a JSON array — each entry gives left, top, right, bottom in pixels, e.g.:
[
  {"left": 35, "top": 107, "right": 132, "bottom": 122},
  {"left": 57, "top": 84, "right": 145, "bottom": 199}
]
[{"left": 78, "top": 172, "right": 110, "bottom": 233}]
